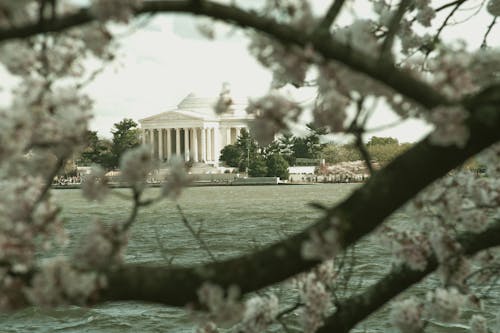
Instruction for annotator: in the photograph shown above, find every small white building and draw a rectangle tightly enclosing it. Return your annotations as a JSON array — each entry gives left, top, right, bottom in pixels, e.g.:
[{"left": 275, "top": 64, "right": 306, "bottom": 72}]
[{"left": 139, "top": 93, "right": 251, "bottom": 166}]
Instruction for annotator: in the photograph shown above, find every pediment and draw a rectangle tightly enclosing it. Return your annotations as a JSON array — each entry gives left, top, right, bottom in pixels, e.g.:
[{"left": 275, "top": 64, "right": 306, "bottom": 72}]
[{"left": 140, "top": 110, "right": 206, "bottom": 123}]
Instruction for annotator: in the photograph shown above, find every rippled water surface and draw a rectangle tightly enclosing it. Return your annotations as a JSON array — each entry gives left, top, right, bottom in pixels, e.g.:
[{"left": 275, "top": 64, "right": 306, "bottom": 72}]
[{"left": 2, "top": 184, "right": 498, "bottom": 332}]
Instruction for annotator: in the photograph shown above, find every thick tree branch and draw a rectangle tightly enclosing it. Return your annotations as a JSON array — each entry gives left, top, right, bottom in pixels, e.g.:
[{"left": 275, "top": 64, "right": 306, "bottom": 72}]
[
  {"left": 0, "top": 0, "right": 447, "bottom": 108},
  {"left": 100, "top": 85, "right": 500, "bottom": 307},
  {"left": 318, "top": 220, "right": 500, "bottom": 333}
]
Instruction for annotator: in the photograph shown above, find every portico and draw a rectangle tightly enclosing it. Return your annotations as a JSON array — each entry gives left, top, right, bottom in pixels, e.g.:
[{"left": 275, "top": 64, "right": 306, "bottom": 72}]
[{"left": 139, "top": 93, "right": 250, "bottom": 166}]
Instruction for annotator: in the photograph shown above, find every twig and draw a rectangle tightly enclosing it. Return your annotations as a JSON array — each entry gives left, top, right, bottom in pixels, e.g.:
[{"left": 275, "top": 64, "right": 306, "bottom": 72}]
[
  {"left": 424, "top": 0, "right": 466, "bottom": 59},
  {"left": 122, "top": 188, "right": 141, "bottom": 231},
  {"left": 480, "top": 17, "right": 497, "bottom": 48},
  {"left": 153, "top": 224, "right": 176, "bottom": 265},
  {"left": 276, "top": 301, "right": 303, "bottom": 319},
  {"left": 176, "top": 204, "right": 217, "bottom": 262}
]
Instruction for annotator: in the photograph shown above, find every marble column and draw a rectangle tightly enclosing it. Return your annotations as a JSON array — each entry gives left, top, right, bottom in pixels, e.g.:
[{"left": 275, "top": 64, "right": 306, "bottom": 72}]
[
  {"left": 206, "top": 128, "right": 212, "bottom": 161},
  {"left": 192, "top": 128, "right": 199, "bottom": 162},
  {"left": 158, "top": 129, "right": 163, "bottom": 161},
  {"left": 149, "top": 130, "right": 154, "bottom": 157},
  {"left": 201, "top": 128, "right": 206, "bottom": 162},
  {"left": 175, "top": 128, "right": 181, "bottom": 156},
  {"left": 226, "top": 127, "right": 231, "bottom": 145},
  {"left": 141, "top": 129, "right": 146, "bottom": 145},
  {"left": 213, "top": 127, "right": 220, "bottom": 166},
  {"left": 166, "top": 128, "right": 172, "bottom": 160},
  {"left": 184, "top": 128, "right": 190, "bottom": 161}
]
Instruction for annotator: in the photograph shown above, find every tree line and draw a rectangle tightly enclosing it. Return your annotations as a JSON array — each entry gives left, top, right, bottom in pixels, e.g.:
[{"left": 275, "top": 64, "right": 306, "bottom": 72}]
[{"left": 78, "top": 118, "right": 140, "bottom": 170}]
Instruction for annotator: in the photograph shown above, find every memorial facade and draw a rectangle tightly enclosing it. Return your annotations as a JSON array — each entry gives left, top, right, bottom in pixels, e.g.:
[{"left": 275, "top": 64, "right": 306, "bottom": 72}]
[{"left": 139, "top": 93, "right": 251, "bottom": 166}]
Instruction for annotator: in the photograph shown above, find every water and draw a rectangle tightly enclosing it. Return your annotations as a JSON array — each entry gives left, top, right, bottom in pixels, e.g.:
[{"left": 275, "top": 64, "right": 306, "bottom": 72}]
[{"left": 1, "top": 184, "right": 498, "bottom": 332}]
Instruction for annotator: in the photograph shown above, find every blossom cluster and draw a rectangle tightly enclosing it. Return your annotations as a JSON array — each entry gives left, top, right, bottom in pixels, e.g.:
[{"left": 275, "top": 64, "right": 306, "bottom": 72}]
[
  {"left": 120, "top": 145, "right": 157, "bottom": 190},
  {"left": 297, "top": 267, "right": 334, "bottom": 333},
  {"left": 246, "top": 92, "right": 302, "bottom": 146},
  {"left": 72, "top": 220, "right": 128, "bottom": 271},
  {"left": 197, "top": 283, "right": 244, "bottom": 327},
  {"left": 162, "top": 156, "right": 193, "bottom": 200},
  {"left": 91, "top": 0, "right": 143, "bottom": 23},
  {"left": 301, "top": 225, "right": 341, "bottom": 261},
  {"left": 390, "top": 288, "right": 467, "bottom": 332}
]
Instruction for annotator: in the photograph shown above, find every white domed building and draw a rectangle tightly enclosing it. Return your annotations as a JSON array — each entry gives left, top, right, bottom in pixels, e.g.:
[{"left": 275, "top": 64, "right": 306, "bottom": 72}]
[{"left": 139, "top": 93, "right": 251, "bottom": 167}]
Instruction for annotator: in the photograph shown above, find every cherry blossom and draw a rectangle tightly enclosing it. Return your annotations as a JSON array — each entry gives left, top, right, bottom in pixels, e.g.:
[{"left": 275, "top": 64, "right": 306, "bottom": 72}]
[
  {"left": 389, "top": 297, "right": 424, "bottom": 333},
  {"left": 81, "top": 165, "right": 109, "bottom": 201},
  {"left": 91, "top": 0, "right": 143, "bottom": 23},
  {"left": 162, "top": 156, "right": 193, "bottom": 200},
  {"left": 246, "top": 92, "right": 302, "bottom": 146},
  {"left": 426, "top": 287, "right": 465, "bottom": 322},
  {"left": 469, "top": 314, "right": 488, "bottom": 333},
  {"left": 197, "top": 283, "right": 244, "bottom": 327},
  {"left": 120, "top": 145, "right": 157, "bottom": 190}
]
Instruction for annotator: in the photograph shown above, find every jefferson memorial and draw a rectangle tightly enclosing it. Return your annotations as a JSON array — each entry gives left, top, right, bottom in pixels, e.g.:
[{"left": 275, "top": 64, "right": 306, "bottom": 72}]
[{"left": 139, "top": 93, "right": 251, "bottom": 166}]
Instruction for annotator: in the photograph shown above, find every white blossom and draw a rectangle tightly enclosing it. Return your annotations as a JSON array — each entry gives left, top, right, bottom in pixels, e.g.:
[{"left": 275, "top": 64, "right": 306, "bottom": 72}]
[
  {"left": 426, "top": 287, "right": 466, "bottom": 322},
  {"left": 24, "top": 257, "right": 101, "bottom": 307},
  {"left": 333, "top": 20, "right": 379, "bottom": 55},
  {"left": 302, "top": 226, "right": 341, "bottom": 260},
  {"left": 197, "top": 283, "right": 244, "bottom": 327},
  {"left": 386, "top": 229, "right": 431, "bottom": 271},
  {"left": 91, "top": 0, "right": 143, "bottom": 23},
  {"left": 415, "top": 1, "right": 435, "bottom": 27},
  {"left": 213, "top": 83, "right": 233, "bottom": 115},
  {"left": 389, "top": 297, "right": 424, "bottom": 333},
  {"left": 246, "top": 92, "right": 302, "bottom": 146},
  {"left": 162, "top": 156, "right": 193, "bottom": 200},
  {"left": 81, "top": 165, "right": 109, "bottom": 201},
  {"left": 428, "top": 106, "right": 469, "bottom": 148},
  {"left": 469, "top": 314, "right": 488, "bottom": 333},
  {"left": 72, "top": 220, "right": 128, "bottom": 270},
  {"left": 238, "top": 294, "right": 279, "bottom": 333},
  {"left": 298, "top": 272, "right": 332, "bottom": 333},
  {"left": 120, "top": 145, "right": 157, "bottom": 189}
]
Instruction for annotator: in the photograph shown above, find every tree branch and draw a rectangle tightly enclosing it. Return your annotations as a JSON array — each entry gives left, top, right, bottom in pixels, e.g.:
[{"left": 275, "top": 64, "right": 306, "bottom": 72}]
[
  {"left": 318, "top": 219, "right": 500, "bottom": 333},
  {"left": 314, "top": 0, "right": 345, "bottom": 33},
  {"left": 481, "top": 17, "right": 497, "bottom": 48},
  {"left": 99, "top": 84, "right": 500, "bottom": 307},
  {"left": 379, "top": 0, "right": 412, "bottom": 59}
]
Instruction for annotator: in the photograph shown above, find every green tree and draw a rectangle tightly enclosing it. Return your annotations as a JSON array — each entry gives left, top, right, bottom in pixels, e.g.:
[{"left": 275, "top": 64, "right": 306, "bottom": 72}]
[
  {"left": 78, "top": 131, "right": 114, "bottom": 169},
  {"left": 248, "top": 155, "right": 268, "bottom": 177},
  {"left": 266, "top": 154, "right": 289, "bottom": 179},
  {"left": 292, "top": 124, "right": 325, "bottom": 160},
  {"left": 366, "top": 136, "right": 399, "bottom": 146},
  {"left": 235, "top": 129, "right": 259, "bottom": 172},
  {"left": 111, "top": 119, "right": 140, "bottom": 169},
  {"left": 278, "top": 133, "right": 296, "bottom": 165},
  {"left": 219, "top": 144, "right": 241, "bottom": 167}
]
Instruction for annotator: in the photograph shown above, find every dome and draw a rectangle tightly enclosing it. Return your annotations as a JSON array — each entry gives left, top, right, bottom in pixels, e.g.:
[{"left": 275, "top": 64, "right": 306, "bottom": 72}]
[
  {"left": 176, "top": 92, "right": 248, "bottom": 115},
  {"left": 177, "top": 93, "right": 217, "bottom": 109}
]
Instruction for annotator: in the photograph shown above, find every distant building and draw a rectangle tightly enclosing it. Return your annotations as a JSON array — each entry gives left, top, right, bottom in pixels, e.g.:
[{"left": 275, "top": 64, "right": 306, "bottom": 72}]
[{"left": 139, "top": 93, "right": 251, "bottom": 166}]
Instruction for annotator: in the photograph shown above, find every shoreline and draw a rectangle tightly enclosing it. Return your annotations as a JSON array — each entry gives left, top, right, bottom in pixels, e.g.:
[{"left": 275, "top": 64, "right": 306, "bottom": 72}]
[{"left": 50, "top": 182, "right": 321, "bottom": 189}]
